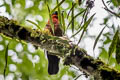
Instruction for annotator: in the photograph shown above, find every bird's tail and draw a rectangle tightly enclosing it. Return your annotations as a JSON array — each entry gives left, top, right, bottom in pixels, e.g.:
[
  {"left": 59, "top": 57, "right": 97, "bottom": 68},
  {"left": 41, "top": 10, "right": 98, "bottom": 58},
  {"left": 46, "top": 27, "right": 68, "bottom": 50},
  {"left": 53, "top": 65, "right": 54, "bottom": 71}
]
[{"left": 47, "top": 52, "right": 60, "bottom": 75}]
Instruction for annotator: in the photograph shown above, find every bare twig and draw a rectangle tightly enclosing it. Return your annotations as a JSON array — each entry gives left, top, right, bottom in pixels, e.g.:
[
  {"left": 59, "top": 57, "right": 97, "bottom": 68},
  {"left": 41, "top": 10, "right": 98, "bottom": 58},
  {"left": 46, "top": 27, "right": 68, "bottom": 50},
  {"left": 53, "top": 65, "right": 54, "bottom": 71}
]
[
  {"left": 102, "top": 0, "right": 120, "bottom": 18},
  {"left": 74, "top": 74, "right": 84, "bottom": 80}
]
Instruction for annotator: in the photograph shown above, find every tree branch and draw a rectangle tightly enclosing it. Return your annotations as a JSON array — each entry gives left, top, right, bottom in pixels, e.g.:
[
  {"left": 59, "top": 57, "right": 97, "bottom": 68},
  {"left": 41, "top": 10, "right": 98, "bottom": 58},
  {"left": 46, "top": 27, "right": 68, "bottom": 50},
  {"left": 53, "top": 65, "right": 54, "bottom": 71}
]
[
  {"left": 0, "top": 16, "right": 120, "bottom": 80},
  {"left": 102, "top": 0, "right": 120, "bottom": 18}
]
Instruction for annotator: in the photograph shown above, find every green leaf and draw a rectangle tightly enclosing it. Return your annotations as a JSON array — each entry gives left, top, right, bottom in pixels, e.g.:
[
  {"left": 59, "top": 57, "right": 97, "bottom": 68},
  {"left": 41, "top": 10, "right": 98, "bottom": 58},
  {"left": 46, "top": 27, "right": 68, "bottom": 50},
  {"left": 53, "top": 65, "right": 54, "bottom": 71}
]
[
  {"left": 111, "top": 24, "right": 116, "bottom": 33},
  {"left": 71, "top": 26, "right": 82, "bottom": 38},
  {"left": 93, "top": 26, "right": 106, "bottom": 51},
  {"left": 103, "top": 36, "right": 111, "bottom": 44},
  {"left": 83, "top": 13, "right": 96, "bottom": 30},
  {"left": 116, "top": 37, "right": 120, "bottom": 64},
  {"left": 3, "top": 42, "right": 9, "bottom": 77},
  {"left": 99, "top": 47, "right": 108, "bottom": 64},
  {"left": 19, "top": 0, "right": 26, "bottom": 8},
  {"left": 47, "top": 4, "right": 54, "bottom": 34},
  {"left": 67, "top": 3, "right": 76, "bottom": 19},
  {"left": 117, "top": 0, "right": 120, "bottom": 5},
  {"left": 111, "top": 0, "right": 119, "bottom": 7},
  {"left": 12, "top": 0, "right": 16, "bottom": 6},
  {"left": 116, "top": 28, "right": 120, "bottom": 64},
  {"left": 108, "top": 30, "right": 119, "bottom": 59},
  {"left": 51, "top": 0, "right": 65, "bottom": 14},
  {"left": 0, "top": 4, "right": 4, "bottom": 7},
  {"left": 108, "top": 56, "right": 117, "bottom": 67},
  {"left": 61, "top": 12, "right": 66, "bottom": 34},
  {"left": 77, "top": 29, "right": 85, "bottom": 45},
  {"left": 103, "top": 17, "right": 109, "bottom": 24},
  {"left": 67, "top": 9, "right": 86, "bottom": 29},
  {"left": 77, "top": 13, "right": 96, "bottom": 45},
  {"left": 4, "top": 3, "right": 11, "bottom": 14},
  {"left": 57, "top": 0, "right": 62, "bottom": 32},
  {"left": 71, "top": 2, "right": 74, "bottom": 33},
  {"left": 26, "top": 20, "right": 42, "bottom": 31},
  {"left": 115, "top": 64, "right": 120, "bottom": 70}
]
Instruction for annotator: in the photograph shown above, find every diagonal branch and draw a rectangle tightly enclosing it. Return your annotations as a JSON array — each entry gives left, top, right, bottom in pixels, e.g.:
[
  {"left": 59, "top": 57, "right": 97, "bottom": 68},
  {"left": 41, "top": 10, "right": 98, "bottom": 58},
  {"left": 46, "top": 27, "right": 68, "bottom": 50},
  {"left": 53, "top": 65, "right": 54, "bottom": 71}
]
[
  {"left": 102, "top": 0, "right": 120, "bottom": 18},
  {"left": 0, "top": 16, "right": 120, "bottom": 80}
]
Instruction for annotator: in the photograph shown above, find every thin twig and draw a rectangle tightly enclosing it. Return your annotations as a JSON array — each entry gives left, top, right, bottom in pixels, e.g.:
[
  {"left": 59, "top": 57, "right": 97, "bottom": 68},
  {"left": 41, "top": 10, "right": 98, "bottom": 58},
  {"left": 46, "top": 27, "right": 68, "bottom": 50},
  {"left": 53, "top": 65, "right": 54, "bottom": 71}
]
[
  {"left": 74, "top": 74, "right": 84, "bottom": 80},
  {"left": 104, "top": 8, "right": 120, "bottom": 18},
  {"left": 67, "top": 3, "right": 76, "bottom": 19},
  {"left": 102, "top": 0, "right": 120, "bottom": 18}
]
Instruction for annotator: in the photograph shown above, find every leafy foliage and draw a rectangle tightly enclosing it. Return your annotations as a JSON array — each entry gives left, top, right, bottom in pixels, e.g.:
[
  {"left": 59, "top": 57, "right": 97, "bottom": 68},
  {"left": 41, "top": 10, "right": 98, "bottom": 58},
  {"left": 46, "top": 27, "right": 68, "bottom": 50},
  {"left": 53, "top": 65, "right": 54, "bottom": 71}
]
[
  {"left": 0, "top": 0, "right": 120, "bottom": 79},
  {"left": 0, "top": 35, "right": 75, "bottom": 80},
  {"left": 93, "top": 26, "right": 106, "bottom": 52}
]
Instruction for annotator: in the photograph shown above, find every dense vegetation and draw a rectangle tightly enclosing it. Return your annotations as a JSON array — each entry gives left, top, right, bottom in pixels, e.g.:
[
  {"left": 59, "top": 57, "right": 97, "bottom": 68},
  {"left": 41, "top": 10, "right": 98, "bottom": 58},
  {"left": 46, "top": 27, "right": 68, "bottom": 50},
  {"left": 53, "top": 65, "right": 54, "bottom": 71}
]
[{"left": 0, "top": 0, "right": 120, "bottom": 80}]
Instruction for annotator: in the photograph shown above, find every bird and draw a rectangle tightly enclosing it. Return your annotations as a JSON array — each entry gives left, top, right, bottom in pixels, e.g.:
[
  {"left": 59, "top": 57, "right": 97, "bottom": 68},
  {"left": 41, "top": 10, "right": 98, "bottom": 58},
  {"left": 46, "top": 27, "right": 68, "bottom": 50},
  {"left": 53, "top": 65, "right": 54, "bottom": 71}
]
[{"left": 44, "top": 11, "right": 63, "bottom": 75}]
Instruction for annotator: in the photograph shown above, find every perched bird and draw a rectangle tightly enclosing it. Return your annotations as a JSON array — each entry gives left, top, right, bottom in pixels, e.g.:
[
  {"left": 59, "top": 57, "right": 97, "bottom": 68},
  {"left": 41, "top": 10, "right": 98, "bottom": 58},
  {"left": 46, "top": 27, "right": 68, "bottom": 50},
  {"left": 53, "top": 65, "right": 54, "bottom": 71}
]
[{"left": 44, "top": 11, "right": 63, "bottom": 75}]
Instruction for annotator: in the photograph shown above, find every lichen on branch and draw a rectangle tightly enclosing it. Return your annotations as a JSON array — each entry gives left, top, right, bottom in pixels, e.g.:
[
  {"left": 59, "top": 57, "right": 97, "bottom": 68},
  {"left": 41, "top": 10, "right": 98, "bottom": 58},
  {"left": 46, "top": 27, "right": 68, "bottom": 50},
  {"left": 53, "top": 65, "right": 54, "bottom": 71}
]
[{"left": 0, "top": 16, "right": 120, "bottom": 80}]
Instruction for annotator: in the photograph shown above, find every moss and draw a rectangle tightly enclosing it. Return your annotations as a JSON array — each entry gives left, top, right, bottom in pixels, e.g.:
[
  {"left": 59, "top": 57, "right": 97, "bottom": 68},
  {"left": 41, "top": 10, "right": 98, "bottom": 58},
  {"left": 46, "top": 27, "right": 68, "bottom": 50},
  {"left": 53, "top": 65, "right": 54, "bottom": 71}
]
[
  {"left": 31, "top": 30, "right": 41, "bottom": 38},
  {"left": 1, "top": 16, "right": 120, "bottom": 79}
]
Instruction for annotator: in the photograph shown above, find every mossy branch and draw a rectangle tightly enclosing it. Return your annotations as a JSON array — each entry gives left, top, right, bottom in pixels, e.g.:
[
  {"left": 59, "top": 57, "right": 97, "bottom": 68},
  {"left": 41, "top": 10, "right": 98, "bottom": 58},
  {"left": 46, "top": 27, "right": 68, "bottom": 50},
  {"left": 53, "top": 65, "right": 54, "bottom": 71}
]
[{"left": 0, "top": 16, "right": 120, "bottom": 80}]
